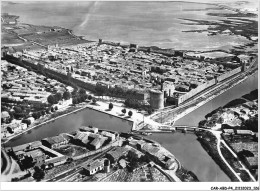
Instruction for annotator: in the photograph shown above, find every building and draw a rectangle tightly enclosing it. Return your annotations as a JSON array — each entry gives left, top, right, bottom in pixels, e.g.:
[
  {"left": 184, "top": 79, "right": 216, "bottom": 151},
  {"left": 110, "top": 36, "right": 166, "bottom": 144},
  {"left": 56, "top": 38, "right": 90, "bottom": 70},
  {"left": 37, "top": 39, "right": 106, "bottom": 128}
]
[
  {"left": 73, "top": 131, "right": 90, "bottom": 145},
  {"left": 27, "top": 117, "right": 35, "bottom": 124},
  {"left": 100, "top": 131, "right": 115, "bottom": 141},
  {"left": 243, "top": 156, "right": 258, "bottom": 170},
  {"left": 9, "top": 141, "right": 42, "bottom": 153},
  {"left": 1, "top": 127, "right": 8, "bottom": 139},
  {"left": 82, "top": 159, "right": 106, "bottom": 175},
  {"left": 175, "top": 84, "right": 189, "bottom": 92},
  {"left": 24, "top": 149, "right": 46, "bottom": 166},
  {"left": 106, "top": 147, "right": 130, "bottom": 163},
  {"left": 45, "top": 155, "right": 67, "bottom": 167},
  {"left": 222, "top": 129, "right": 235, "bottom": 134},
  {"left": 42, "top": 134, "right": 69, "bottom": 149},
  {"left": 80, "top": 126, "right": 98, "bottom": 134},
  {"left": 138, "top": 143, "right": 177, "bottom": 170},
  {"left": 1, "top": 111, "right": 10, "bottom": 123},
  {"left": 89, "top": 137, "right": 107, "bottom": 150},
  {"left": 165, "top": 158, "right": 176, "bottom": 170},
  {"left": 236, "top": 130, "right": 253, "bottom": 136},
  {"left": 118, "top": 159, "right": 127, "bottom": 169},
  {"left": 162, "top": 81, "right": 175, "bottom": 97},
  {"left": 237, "top": 54, "right": 251, "bottom": 64},
  {"left": 20, "top": 123, "right": 28, "bottom": 130}
]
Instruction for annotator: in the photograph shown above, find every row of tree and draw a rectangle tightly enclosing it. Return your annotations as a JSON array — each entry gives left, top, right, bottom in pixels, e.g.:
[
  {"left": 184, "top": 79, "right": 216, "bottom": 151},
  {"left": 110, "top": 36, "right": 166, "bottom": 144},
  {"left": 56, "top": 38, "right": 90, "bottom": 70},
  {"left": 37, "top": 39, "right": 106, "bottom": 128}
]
[
  {"left": 95, "top": 85, "right": 145, "bottom": 99},
  {"left": 124, "top": 98, "right": 154, "bottom": 114},
  {"left": 4, "top": 108, "right": 57, "bottom": 132},
  {"left": 47, "top": 91, "right": 72, "bottom": 105},
  {"left": 72, "top": 94, "right": 94, "bottom": 105},
  {"left": 31, "top": 106, "right": 58, "bottom": 120},
  {"left": 108, "top": 103, "right": 133, "bottom": 117}
]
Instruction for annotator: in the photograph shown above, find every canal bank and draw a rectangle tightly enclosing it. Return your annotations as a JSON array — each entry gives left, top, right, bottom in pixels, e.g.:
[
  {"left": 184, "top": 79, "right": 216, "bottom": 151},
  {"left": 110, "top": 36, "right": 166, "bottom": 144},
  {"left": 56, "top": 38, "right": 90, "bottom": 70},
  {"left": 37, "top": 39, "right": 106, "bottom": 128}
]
[
  {"left": 2, "top": 104, "right": 89, "bottom": 145},
  {"left": 4, "top": 107, "right": 133, "bottom": 147},
  {"left": 174, "top": 70, "right": 258, "bottom": 127},
  {"left": 171, "top": 69, "right": 258, "bottom": 126}
]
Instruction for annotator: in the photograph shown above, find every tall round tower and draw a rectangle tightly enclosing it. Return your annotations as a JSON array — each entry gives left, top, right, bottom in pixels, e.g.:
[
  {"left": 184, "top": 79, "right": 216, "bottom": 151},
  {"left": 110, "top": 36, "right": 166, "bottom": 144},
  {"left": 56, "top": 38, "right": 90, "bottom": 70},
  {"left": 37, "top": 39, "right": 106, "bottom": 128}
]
[
  {"left": 104, "top": 159, "right": 110, "bottom": 173},
  {"left": 149, "top": 89, "right": 164, "bottom": 109}
]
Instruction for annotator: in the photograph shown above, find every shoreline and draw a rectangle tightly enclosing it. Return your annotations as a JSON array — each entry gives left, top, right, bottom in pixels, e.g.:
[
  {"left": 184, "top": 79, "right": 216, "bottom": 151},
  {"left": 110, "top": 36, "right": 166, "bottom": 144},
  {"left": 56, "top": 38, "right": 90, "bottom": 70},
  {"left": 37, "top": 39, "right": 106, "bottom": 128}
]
[
  {"left": 2, "top": 105, "right": 88, "bottom": 145},
  {"left": 2, "top": 102, "right": 136, "bottom": 145}
]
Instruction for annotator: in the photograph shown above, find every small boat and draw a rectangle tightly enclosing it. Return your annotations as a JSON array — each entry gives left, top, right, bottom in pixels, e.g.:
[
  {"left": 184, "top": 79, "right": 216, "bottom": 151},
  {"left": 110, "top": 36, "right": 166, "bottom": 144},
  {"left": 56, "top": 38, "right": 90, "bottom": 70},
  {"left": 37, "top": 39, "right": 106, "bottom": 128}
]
[{"left": 141, "top": 132, "right": 152, "bottom": 136}]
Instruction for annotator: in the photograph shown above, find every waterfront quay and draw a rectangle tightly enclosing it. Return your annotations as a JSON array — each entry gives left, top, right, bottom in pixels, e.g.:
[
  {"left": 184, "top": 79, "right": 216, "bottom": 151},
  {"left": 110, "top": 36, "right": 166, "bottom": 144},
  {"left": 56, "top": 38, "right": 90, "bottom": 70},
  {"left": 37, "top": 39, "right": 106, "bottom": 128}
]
[{"left": 2, "top": 126, "right": 196, "bottom": 182}]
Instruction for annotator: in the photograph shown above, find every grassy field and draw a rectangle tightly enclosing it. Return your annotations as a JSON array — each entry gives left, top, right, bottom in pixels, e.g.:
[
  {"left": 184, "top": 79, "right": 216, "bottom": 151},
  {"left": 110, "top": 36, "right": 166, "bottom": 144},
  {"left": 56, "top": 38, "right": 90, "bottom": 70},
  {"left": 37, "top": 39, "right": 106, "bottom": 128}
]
[{"left": 1, "top": 31, "right": 25, "bottom": 45}]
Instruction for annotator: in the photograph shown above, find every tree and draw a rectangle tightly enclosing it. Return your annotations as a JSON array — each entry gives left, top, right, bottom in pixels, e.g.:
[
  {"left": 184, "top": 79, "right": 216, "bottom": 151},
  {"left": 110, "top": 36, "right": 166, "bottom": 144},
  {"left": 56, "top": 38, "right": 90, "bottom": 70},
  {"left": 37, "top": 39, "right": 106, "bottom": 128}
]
[
  {"left": 109, "top": 103, "right": 113, "bottom": 110},
  {"left": 216, "top": 117, "right": 224, "bottom": 124},
  {"left": 92, "top": 98, "right": 97, "bottom": 104},
  {"left": 76, "top": 97, "right": 81, "bottom": 103},
  {"left": 80, "top": 95, "right": 85, "bottom": 102},
  {"left": 88, "top": 95, "right": 92, "bottom": 100},
  {"left": 66, "top": 157, "right": 73, "bottom": 164},
  {"left": 55, "top": 92, "right": 62, "bottom": 102},
  {"left": 36, "top": 112, "right": 42, "bottom": 119},
  {"left": 95, "top": 86, "right": 106, "bottom": 97},
  {"left": 55, "top": 106, "right": 58, "bottom": 111},
  {"left": 84, "top": 94, "right": 89, "bottom": 100},
  {"left": 63, "top": 91, "right": 71, "bottom": 100},
  {"left": 21, "top": 119, "right": 31, "bottom": 126},
  {"left": 7, "top": 126, "right": 14, "bottom": 134},
  {"left": 72, "top": 98, "right": 77, "bottom": 105},
  {"left": 13, "top": 106, "right": 22, "bottom": 113},
  {"left": 122, "top": 108, "right": 126, "bottom": 115},
  {"left": 128, "top": 110, "right": 133, "bottom": 117},
  {"left": 72, "top": 88, "right": 78, "bottom": 96},
  {"left": 127, "top": 151, "right": 139, "bottom": 172},
  {"left": 127, "top": 150, "right": 139, "bottom": 163},
  {"left": 32, "top": 166, "right": 45, "bottom": 181},
  {"left": 50, "top": 107, "right": 54, "bottom": 112},
  {"left": 21, "top": 156, "right": 33, "bottom": 169},
  {"left": 147, "top": 108, "right": 153, "bottom": 115},
  {"left": 79, "top": 88, "right": 86, "bottom": 95},
  {"left": 41, "top": 110, "right": 45, "bottom": 116},
  {"left": 32, "top": 113, "right": 39, "bottom": 119},
  {"left": 40, "top": 164, "right": 46, "bottom": 171},
  {"left": 47, "top": 95, "right": 56, "bottom": 105},
  {"left": 242, "top": 117, "right": 258, "bottom": 132},
  {"left": 46, "top": 108, "right": 50, "bottom": 114},
  {"left": 13, "top": 112, "right": 26, "bottom": 119}
]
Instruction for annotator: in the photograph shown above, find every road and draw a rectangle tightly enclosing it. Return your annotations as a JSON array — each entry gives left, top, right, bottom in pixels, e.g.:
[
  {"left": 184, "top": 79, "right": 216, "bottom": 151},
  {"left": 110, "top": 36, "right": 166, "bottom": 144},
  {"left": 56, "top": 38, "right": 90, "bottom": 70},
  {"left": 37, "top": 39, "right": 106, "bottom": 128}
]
[
  {"left": 1, "top": 149, "right": 10, "bottom": 175},
  {"left": 212, "top": 131, "right": 242, "bottom": 182},
  {"left": 210, "top": 131, "right": 256, "bottom": 182},
  {"left": 220, "top": 139, "right": 256, "bottom": 182}
]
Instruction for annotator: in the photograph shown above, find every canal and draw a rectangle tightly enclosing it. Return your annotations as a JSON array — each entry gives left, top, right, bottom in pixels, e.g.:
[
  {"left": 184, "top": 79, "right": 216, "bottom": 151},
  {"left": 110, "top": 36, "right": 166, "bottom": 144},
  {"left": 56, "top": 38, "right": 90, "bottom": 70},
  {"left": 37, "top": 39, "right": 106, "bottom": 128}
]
[
  {"left": 5, "top": 108, "right": 133, "bottom": 147},
  {"left": 5, "top": 72, "right": 257, "bottom": 182},
  {"left": 174, "top": 71, "right": 258, "bottom": 126}
]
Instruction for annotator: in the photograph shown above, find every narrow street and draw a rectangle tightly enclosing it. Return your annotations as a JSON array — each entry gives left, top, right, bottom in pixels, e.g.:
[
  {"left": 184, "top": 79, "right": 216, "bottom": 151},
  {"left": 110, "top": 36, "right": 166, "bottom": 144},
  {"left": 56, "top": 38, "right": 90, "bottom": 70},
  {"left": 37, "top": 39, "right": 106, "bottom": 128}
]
[
  {"left": 212, "top": 131, "right": 242, "bottom": 182},
  {"left": 211, "top": 131, "right": 256, "bottom": 182}
]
